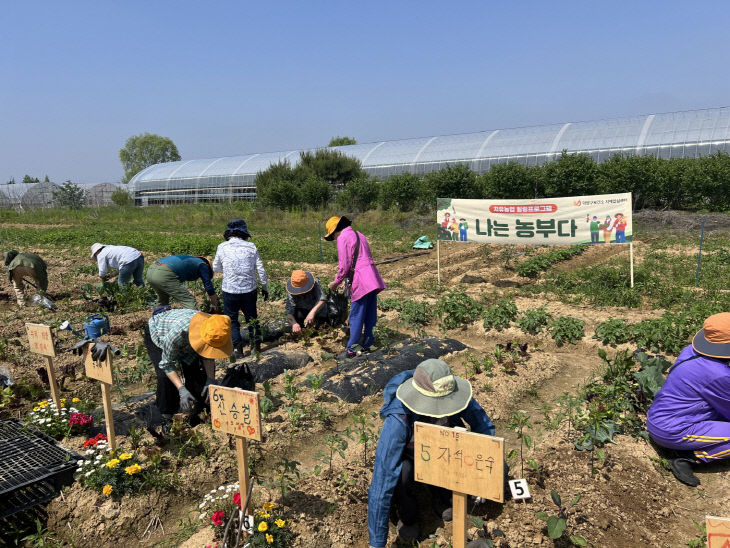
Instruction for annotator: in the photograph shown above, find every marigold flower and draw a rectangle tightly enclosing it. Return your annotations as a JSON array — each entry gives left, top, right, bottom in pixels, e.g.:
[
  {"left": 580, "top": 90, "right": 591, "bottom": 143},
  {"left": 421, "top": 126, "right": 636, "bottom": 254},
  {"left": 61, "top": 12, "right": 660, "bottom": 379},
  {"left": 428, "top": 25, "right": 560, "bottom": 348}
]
[
  {"left": 275, "top": 519, "right": 286, "bottom": 528},
  {"left": 262, "top": 502, "right": 275, "bottom": 512},
  {"left": 72, "top": 397, "right": 81, "bottom": 403},
  {"left": 102, "top": 484, "right": 113, "bottom": 496},
  {"left": 266, "top": 533, "right": 273, "bottom": 544},
  {"left": 106, "top": 458, "right": 120, "bottom": 469},
  {"left": 119, "top": 453, "right": 133, "bottom": 461},
  {"left": 125, "top": 464, "right": 141, "bottom": 475},
  {"left": 258, "top": 521, "right": 268, "bottom": 532}
]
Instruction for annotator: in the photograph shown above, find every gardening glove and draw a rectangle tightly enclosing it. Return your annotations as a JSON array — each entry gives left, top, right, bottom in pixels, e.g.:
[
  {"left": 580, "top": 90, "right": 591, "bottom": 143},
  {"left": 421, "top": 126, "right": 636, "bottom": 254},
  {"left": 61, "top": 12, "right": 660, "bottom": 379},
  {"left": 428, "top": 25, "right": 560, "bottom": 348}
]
[
  {"left": 261, "top": 286, "right": 269, "bottom": 301},
  {"left": 69, "top": 339, "right": 89, "bottom": 356},
  {"left": 90, "top": 341, "right": 109, "bottom": 361},
  {"left": 473, "top": 496, "right": 486, "bottom": 505},
  {"left": 201, "top": 378, "right": 215, "bottom": 403},
  {"left": 178, "top": 386, "right": 196, "bottom": 412}
]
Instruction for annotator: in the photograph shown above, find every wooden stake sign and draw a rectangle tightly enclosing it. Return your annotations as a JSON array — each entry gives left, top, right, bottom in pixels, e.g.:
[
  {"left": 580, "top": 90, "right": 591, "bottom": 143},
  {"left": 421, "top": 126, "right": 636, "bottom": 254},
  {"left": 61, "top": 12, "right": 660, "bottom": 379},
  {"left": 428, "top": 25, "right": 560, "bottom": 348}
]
[
  {"left": 414, "top": 422, "right": 505, "bottom": 548},
  {"left": 209, "top": 385, "right": 262, "bottom": 515},
  {"left": 25, "top": 323, "right": 61, "bottom": 408},
  {"left": 84, "top": 345, "right": 117, "bottom": 451},
  {"left": 707, "top": 516, "right": 730, "bottom": 548}
]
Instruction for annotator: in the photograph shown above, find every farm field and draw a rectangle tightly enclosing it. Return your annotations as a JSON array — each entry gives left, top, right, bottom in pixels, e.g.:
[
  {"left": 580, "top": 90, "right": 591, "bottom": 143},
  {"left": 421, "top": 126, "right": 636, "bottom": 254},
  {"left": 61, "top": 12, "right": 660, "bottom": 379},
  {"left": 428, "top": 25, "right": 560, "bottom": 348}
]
[{"left": 2, "top": 205, "right": 730, "bottom": 547}]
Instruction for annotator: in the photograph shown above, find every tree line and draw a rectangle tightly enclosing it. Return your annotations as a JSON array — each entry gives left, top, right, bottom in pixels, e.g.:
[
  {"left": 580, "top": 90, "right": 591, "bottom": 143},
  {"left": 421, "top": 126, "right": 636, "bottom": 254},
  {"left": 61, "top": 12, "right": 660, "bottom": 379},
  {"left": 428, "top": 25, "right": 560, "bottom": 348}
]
[{"left": 255, "top": 149, "right": 730, "bottom": 213}]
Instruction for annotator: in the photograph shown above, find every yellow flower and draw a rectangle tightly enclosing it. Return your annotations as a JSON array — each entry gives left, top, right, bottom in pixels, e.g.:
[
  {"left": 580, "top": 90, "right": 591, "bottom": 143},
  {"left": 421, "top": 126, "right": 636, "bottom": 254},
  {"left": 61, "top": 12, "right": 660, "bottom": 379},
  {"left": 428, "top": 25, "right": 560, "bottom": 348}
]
[
  {"left": 124, "top": 464, "right": 141, "bottom": 475},
  {"left": 72, "top": 398, "right": 81, "bottom": 403},
  {"left": 258, "top": 521, "right": 268, "bottom": 532},
  {"left": 60, "top": 398, "right": 67, "bottom": 402},
  {"left": 262, "top": 502, "right": 275, "bottom": 512},
  {"left": 119, "top": 453, "right": 133, "bottom": 461},
  {"left": 38, "top": 401, "right": 49, "bottom": 408},
  {"left": 262, "top": 513, "right": 270, "bottom": 519},
  {"left": 266, "top": 533, "right": 273, "bottom": 544},
  {"left": 275, "top": 519, "right": 286, "bottom": 528},
  {"left": 102, "top": 484, "right": 113, "bottom": 496},
  {"left": 106, "top": 459, "right": 120, "bottom": 469},
  {"left": 33, "top": 406, "right": 40, "bottom": 412}
]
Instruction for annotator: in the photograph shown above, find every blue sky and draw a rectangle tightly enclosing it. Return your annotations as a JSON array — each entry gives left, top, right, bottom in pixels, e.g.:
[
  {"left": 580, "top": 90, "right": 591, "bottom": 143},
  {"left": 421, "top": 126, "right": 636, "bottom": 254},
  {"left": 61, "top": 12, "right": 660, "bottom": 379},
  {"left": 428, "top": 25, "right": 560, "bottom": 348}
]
[{"left": 2, "top": 1, "right": 729, "bottom": 184}]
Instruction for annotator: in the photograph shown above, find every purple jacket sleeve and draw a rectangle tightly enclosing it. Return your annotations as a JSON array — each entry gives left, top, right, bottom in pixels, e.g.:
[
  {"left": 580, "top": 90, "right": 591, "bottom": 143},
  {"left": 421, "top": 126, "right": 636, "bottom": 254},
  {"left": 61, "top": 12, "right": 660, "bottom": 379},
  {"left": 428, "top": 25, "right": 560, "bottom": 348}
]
[
  {"left": 334, "top": 230, "right": 354, "bottom": 286},
  {"left": 703, "top": 376, "right": 730, "bottom": 421}
]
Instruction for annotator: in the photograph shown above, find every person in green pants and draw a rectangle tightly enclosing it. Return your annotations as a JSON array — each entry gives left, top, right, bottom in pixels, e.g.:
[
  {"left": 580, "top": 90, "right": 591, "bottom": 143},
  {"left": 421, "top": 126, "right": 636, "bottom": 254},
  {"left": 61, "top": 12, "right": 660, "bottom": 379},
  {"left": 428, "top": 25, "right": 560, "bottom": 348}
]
[{"left": 146, "top": 255, "right": 219, "bottom": 312}]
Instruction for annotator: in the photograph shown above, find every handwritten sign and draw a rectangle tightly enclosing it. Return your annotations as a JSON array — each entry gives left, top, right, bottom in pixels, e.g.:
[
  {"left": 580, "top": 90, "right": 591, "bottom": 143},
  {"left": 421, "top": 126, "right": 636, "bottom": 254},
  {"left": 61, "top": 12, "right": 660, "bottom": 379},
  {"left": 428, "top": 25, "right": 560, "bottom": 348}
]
[
  {"left": 209, "top": 385, "right": 262, "bottom": 442},
  {"left": 25, "top": 323, "right": 56, "bottom": 357},
  {"left": 707, "top": 516, "right": 730, "bottom": 548},
  {"left": 84, "top": 346, "right": 114, "bottom": 384},
  {"left": 414, "top": 422, "right": 504, "bottom": 503}
]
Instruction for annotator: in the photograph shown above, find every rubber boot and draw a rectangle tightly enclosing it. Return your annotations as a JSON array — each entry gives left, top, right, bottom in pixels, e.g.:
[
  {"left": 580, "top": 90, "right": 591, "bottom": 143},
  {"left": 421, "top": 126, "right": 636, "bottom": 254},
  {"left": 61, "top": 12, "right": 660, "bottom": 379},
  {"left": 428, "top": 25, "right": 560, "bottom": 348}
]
[{"left": 670, "top": 451, "right": 700, "bottom": 487}]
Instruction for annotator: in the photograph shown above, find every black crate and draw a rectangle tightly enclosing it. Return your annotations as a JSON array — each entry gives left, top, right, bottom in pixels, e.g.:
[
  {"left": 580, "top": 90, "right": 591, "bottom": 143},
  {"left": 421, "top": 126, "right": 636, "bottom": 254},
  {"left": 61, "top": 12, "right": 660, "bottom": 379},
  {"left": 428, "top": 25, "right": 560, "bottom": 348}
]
[{"left": 0, "top": 419, "right": 82, "bottom": 519}]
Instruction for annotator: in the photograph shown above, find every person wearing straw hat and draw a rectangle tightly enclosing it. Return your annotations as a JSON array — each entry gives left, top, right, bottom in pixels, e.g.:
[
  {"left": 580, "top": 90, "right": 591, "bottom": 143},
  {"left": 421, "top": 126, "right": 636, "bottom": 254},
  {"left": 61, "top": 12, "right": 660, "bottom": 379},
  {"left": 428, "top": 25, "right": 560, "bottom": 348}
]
[
  {"left": 647, "top": 312, "right": 730, "bottom": 487},
  {"left": 367, "top": 359, "right": 495, "bottom": 547},
  {"left": 324, "top": 216, "right": 386, "bottom": 358},
  {"left": 4, "top": 250, "right": 48, "bottom": 307},
  {"left": 286, "top": 270, "right": 328, "bottom": 335},
  {"left": 90, "top": 243, "right": 145, "bottom": 287},
  {"left": 146, "top": 254, "right": 220, "bottom": 312},
  {"left": 144, "top": 308, "right": 232, "bottom": 431}
]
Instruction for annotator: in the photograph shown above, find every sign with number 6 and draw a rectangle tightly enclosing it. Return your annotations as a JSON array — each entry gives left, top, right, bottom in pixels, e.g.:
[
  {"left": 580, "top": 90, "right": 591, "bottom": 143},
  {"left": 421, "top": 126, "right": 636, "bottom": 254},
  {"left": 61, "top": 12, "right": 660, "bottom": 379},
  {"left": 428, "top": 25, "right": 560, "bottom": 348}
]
[{"left": 508, "top": 479, "right": 531, "bottom": 500}]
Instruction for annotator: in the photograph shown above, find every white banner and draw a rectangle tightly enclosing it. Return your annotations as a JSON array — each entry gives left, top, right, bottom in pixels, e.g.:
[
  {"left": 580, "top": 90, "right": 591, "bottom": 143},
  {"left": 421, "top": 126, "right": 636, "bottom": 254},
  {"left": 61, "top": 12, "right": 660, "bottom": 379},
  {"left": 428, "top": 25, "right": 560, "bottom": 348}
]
[{"left": 436, "top": 193, "right": 632, "bottom": 245}]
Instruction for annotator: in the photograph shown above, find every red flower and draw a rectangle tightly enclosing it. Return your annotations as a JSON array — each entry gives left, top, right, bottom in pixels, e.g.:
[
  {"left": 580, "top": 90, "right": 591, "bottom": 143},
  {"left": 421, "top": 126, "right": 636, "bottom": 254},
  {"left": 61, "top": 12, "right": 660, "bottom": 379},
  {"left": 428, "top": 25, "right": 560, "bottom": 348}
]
[
  {"left": 211, "top": 510, "right": 225, "bottom": 526},
  {"left": 233, "top": 492, "right": 241, "bottom": 507},
  {"left": 69, "top": 413, "right": 93, "bottom": 427},
  {"left": 83, "top": 432, "right": 108, "bottom": 447}
]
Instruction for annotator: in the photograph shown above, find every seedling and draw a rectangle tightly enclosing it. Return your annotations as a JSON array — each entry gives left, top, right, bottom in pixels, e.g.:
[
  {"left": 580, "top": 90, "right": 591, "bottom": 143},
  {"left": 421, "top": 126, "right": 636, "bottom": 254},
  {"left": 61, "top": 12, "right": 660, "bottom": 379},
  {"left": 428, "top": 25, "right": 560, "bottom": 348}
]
[
  {"left": 347, "top": 410, "right": 379, "bottom": 464},
  {"left": 283, "top": 369, "right": 299, "bottom": 403},
  {"left": 536, "top": 490, "right": 586, "bottom": 545},
  {"left": 507, "top": 411, "right": 532, "bottom": 477},
  {"left": 306, "top": 373, "right": 323, "bottom": 396},
  {"left": 314, "top": 433, "right": 348, "bottom": 476},
  {"left": 265, "top": 458, "right": 301, "bottom": 503}
]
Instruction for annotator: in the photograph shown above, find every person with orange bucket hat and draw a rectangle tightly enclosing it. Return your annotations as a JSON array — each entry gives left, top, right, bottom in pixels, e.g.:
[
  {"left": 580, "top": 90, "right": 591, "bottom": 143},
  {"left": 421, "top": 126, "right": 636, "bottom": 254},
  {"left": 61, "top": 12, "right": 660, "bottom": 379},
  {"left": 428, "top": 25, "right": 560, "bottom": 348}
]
[
  {"left": 324, "top": 216, "right": 386, "bottom": 358},
  {"left": 647, "top": 312, "right": 730, "bottom": 486},
  {"left": 144, "top": 308, "right": 232, "bottom": 431},
  {"left": 286, "top": 270, "right": 329, "bottom": 335}
]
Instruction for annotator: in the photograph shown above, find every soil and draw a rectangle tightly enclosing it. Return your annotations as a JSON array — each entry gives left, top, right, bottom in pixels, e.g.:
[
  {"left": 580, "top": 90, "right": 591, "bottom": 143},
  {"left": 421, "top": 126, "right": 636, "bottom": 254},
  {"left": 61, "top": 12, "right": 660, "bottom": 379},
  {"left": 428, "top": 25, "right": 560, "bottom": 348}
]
[{"left": 2, "top": 237, "right": 729, "bottom": 548}]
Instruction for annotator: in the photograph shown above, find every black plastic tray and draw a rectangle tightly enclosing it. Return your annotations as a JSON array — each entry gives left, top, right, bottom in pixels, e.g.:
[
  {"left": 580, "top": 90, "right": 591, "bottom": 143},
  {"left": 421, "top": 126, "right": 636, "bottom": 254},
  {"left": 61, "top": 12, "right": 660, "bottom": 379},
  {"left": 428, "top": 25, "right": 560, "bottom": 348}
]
[{"left": 0, "top": 419, "right": 81, "bottom": 519}]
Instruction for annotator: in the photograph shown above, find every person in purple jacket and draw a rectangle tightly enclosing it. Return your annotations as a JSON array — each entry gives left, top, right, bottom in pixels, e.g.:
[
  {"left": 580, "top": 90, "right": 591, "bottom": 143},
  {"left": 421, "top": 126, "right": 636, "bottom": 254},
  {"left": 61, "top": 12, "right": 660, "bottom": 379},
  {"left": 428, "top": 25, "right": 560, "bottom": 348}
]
[
  {"left": 324, "top": 216, "right": 386, "bottom": 358},
  {"left": 647, "top": 312, "right": 730, "bottom": 486}
]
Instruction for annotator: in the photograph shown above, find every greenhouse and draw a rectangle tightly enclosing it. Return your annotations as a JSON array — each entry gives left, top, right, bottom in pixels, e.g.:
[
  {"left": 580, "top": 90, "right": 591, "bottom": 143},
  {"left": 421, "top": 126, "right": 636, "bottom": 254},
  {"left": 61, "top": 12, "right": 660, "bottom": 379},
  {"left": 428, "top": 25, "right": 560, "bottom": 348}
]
[
  {"left": 129, "top": 106, "right": 730, "bottom": 205},
  {"left": 0, "top": 182, "right": 123, "bottom": 209},
  {"left": 85, "top": 183, "right": 123, "bottom": 207}
]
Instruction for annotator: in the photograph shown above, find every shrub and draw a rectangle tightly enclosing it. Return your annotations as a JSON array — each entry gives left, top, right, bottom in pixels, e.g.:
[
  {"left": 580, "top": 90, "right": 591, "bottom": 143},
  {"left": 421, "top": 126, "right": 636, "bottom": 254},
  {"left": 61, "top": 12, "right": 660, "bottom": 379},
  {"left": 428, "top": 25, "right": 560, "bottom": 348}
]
[
  {"left": 336, "top": 176, "right": 380, "bottom": 211},
  {"left": 516, "top": 245, "right": 585, "bottom": 278},
  {"left": 379, "top": 173, "right": 421, "bottom": 212},
  {"left": 400, "top": 299, "right": 431, "bottom": 327},
  {"left": 435, "top": 289, "right": 483, "bottom": 330},
  {"left": 593, "top": 319, "right": 633, "bottom": 346},
  {"left": 517, "top": 306, "right": 552, "bottom": 335},
  {"left": 548, "top": 316, "right": 585, "bottom": 346},
  {"left": 482, "top": 298, "right": 518, "bottom": 331}
]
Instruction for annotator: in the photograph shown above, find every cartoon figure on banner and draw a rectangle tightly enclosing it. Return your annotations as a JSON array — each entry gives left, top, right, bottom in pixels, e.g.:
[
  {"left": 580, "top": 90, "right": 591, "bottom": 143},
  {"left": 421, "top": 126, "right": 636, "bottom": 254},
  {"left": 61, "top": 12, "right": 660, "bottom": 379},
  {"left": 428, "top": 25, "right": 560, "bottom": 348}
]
[
  {"left": 586, "top": 215, "right": 600, "bottom": 244},
  {"left": 613, "top": 213, "right": 627, "bottom": 243},
  {"left": 438, "top": 211, "right": 455, "bottom": 241},
  {"left": 600, "top": 215, "right": 613, "bottom": 244},
  {"left": 458, "top": 218, "right": 468, "bottom": 242},
  {"left": 449, "top": 216, "right": 459, "bottom": 241}
]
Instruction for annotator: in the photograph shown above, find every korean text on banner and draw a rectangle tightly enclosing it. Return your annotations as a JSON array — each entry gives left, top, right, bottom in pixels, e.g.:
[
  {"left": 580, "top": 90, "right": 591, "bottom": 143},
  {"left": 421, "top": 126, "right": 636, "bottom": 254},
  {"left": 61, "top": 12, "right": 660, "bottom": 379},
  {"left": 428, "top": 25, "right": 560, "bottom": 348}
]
[{"left": 436, "top": 193, "right": 632, "bottom": 245}]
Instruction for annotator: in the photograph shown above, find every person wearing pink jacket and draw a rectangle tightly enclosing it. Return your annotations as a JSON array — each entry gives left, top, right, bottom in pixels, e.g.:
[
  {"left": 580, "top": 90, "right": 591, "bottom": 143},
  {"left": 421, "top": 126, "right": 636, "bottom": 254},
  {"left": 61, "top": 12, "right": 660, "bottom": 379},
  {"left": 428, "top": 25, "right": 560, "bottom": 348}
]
[{"left": 325, "top": 216, "right": 386, "bottom": 358}]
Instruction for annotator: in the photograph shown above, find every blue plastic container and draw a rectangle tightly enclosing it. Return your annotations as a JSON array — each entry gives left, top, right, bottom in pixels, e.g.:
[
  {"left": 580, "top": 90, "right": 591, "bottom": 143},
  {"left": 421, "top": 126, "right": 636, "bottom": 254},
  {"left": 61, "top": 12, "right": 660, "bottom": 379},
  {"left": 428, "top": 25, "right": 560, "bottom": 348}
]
[{"left": 83, "top": 314, "right": 110, "bottom": 339}]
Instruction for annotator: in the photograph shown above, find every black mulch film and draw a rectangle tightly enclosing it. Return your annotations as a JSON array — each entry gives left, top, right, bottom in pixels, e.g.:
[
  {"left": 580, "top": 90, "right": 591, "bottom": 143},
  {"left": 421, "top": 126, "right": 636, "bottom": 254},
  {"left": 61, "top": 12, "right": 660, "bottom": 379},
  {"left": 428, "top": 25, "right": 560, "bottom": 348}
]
[{"left": 0, "top": 419, "right": 81, "bottom": 519}]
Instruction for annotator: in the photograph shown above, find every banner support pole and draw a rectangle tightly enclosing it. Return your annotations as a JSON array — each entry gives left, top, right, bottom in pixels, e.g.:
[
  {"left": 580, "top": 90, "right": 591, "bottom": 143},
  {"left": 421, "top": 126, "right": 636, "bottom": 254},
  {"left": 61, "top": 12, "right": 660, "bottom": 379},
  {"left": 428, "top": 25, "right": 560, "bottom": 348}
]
[
  {"left": 437, "top": 239, "right": 441, "bottom": 284},
  {"left": 629, "top": 242, "right": 634, "bottom": 288}
]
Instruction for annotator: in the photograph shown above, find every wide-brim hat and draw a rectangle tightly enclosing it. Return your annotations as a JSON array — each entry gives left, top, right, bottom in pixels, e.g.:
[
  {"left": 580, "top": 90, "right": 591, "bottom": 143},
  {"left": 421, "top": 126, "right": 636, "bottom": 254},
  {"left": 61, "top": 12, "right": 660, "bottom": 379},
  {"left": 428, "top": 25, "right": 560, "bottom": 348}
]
[
  {"left": 396, "top": 359, "right": 473, "bottom": 418},
  {"left": 90, "top": 243, "right": 105, "bottom": 258},
  {"left": 188, "top": 312, "right": 234, "bottom": 359},
  {"left": 226, "top": 219, "right": 251, "bottom": 237},
  {"left": 3, "top": 250, "right": 19, "bottom": 266},
  {"left": 324, "top": 216, "right": 351, "bottom": 241},
  {"left": 287, "top": 270, "right": 315, "bottom": 295},
  {"left": 692, "top": 312, "right": 730, "bottom": 359}
]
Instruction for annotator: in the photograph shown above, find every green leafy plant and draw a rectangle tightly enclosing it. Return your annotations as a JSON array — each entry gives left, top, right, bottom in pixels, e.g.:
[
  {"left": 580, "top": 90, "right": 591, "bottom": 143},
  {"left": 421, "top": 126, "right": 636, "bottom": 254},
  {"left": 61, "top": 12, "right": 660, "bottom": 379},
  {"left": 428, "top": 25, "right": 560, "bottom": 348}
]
[
  {"left": 517, "top": 306, "right": 552, "bottom": 335},
  {"left": 593, "top": 318, "right": 634, "bottom": 346},
  {"left": 686, "top": 520, "right": 707, "bottom": 548},
  {"left": 507, "top": 411, "right": 532, "bottom": 477},
  {"left": 314, "top": 433, "right": 349, "bottom": 476},
  {"left": 347, "top": 410, "right": 379, "bottom": 464},
  {"left": 435, "top": 289, "right": 483, "bottom": 330},
  {"left": 536, "top": 491, "right": 586, "bottom": 545},
  {"left": 482, "top": 298, "right": 518, "bottom": 331},
  {"left": 265, "top": 458, "right": 301, "bottom": 502},
  {"left": 547, "top": 316, "right": 585, "bottom": 346},
  {"left": 516, "top": 245, "right": 585, "bottom": 278}
]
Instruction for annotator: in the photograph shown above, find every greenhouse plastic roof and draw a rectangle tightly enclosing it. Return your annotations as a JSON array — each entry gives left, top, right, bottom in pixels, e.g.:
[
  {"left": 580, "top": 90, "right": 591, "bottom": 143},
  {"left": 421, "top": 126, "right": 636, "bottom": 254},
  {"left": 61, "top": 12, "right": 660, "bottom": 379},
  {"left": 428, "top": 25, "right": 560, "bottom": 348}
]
[{"left": 129, "top": 107, "right": 730, "bottom": 191}]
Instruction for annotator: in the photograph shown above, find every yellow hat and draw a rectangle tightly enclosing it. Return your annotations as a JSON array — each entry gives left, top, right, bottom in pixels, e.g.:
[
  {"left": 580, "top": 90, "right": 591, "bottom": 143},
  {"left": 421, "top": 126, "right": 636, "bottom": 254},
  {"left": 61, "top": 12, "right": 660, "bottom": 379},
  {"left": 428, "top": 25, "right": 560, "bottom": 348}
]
[
  {"left": 188, "top": 313, "right": 233, "bottom": 359},
  {"left": 324, "top": 216, "right": 351, "bottom": 241}
]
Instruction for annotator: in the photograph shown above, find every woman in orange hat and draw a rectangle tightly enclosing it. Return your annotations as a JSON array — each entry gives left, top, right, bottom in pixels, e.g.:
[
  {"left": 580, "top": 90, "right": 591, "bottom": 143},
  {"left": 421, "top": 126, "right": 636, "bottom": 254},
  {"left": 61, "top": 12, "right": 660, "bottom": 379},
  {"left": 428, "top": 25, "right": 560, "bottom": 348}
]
[
  {"left": 647, "top": 312, "right": 730, "bottom": 486},
  {"left": 286, "top": 270, "right": 329, "bottom": 335},
  {"left": 324, "top": 216, "right": 386, "bottom": 358},
  {"left": 144, "top": 308, "right": 232, "bottom": 432}
]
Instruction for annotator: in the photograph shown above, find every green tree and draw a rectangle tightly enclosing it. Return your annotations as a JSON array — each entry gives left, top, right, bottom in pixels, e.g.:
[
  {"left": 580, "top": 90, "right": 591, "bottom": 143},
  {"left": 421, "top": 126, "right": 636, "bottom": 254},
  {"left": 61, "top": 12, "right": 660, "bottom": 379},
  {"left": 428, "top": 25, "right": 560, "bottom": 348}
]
[
  {"left": 22, "top": 175, "right": 40, "bottom": 184},
  {"left": 480, "top": 162, "right": 540, "bottom": 199},
  {"left": 328, "top": 136, "right": 357, "bottom": 147},
  {"left": 43, "top": 175, "right": 50, "bottom": 183},
  {"left": 111, "top": 187, "right": 133, "bottom": 206},
  {"left": 53, "top": 180, "right": 86, "bottom": 209},
  {"left": 300, "top": 175, "right": 332, "bottom": 208},
  {"left": 424, "top": 164, "right": 480, "bottom": 202},
  {"left": 336, "top": 176, "right": 380, "bottom": 211},
  {"left": 541, "top": 151, "right": 597, "bottom": 197},
  {"left": 379, "top": 173, "right": 421, "bottom": 211},
  {"left": 119, "top": 132, "right": 181, "bottom": 183},
  {"left": 6, "top": 177, "right": 15, "bottom": 185},
  {"left": 296, "top": 149, "right": 365, "bottom": 187}
]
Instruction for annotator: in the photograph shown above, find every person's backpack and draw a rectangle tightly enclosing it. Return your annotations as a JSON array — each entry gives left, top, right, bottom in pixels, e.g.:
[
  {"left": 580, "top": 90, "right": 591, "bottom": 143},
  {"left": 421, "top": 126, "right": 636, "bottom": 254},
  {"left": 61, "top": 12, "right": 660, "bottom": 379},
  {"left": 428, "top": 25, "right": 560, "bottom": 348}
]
[
  {"left": 326, "top": 291, "right": 349, "bottom": 327},
  {"left": 219, "top": 362, "right": 255, "bottom": 391}
]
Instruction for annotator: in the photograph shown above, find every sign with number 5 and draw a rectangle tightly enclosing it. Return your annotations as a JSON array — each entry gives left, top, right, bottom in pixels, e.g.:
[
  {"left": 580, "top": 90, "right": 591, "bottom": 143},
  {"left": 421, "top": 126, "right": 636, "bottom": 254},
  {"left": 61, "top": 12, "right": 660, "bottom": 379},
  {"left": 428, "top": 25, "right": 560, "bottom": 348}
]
[{"left": 508, "top": 479, "right": 531, "bottom": 500}]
